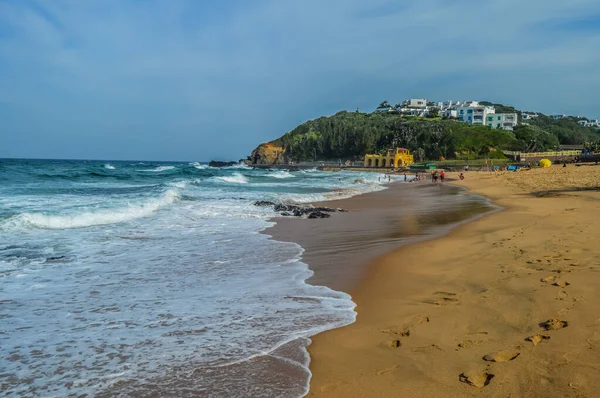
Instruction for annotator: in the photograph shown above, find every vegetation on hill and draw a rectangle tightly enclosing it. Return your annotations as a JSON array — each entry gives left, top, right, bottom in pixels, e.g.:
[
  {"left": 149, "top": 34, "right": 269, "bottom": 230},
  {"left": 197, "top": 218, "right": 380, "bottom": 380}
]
[{"left": 250, "top": 106, "right": 600, "bottom": 164}]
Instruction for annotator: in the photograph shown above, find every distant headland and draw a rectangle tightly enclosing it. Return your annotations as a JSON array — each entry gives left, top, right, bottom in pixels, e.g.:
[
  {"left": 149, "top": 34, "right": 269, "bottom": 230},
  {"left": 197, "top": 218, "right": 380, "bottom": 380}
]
[{"left": 247, "top": 98, "right": 600, "bottom": 165}]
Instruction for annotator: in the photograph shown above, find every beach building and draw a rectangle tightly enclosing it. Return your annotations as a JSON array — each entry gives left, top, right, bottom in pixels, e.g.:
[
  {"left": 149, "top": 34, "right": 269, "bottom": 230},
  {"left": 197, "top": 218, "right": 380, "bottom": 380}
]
[
  {"left": 403, "top": 98, "right": 427, "bottom": 108},
  {"left": 456, "top": 104, "right": 496, "bottom": 126},
  {"left": 579, "top": 119, "right": 600, "bottom": 127},
  {"left": 522, "top": 112, "right": 539, "bottom": 120},
  {"left": 486, "top": 113, "right": 518, "bottom": 131},
  {"left": 364, "top": 148, "right": 414, "bottom": 168}
]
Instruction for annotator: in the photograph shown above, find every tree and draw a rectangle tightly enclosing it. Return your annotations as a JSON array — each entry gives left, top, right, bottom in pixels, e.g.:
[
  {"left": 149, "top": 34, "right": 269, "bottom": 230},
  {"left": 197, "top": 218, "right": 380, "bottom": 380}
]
[{"left": 378, "top": 101, "right": 390, "bottom": 109}]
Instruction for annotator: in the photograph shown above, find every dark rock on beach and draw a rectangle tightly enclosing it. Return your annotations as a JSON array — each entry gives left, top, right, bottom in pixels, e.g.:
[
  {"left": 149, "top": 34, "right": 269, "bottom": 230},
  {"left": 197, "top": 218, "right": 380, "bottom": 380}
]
[
  {"left": 254, "top": 201, "right": 345, "bottom": 219},
  {"left": 254, "top": 201, "right": 276, "bottom": 207},
  {"left": 308, "top": 211, "right": 331, "bottom": 219}
]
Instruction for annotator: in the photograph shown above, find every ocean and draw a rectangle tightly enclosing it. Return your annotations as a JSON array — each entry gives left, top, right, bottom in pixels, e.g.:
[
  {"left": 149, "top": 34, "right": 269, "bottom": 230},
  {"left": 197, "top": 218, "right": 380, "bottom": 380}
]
[{"left": 0, "top": 159, "right": 402, "bottom": 397}]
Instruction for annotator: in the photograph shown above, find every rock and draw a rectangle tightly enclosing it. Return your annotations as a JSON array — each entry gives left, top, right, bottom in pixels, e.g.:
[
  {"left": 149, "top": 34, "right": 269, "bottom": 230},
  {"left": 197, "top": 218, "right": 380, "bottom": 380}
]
[
  {"left": 209, "top": 161, "right": 239, "bottom": 167},
  {"left": 459, "top": 372, "right": 494, "bottom": 388},
  {"left": 539, "top": 319, "right": 568, "bottom": 330},
  {"left": 553, "top": 281, "right": 570, "bottom": 288},
  {"left": 254, "top": 201, "right": 276, "bottom": 207},
  {"left": 307, "top": 211, "right": 331, "bottom": 219},
  {"left": 256, "top": 202, "right": 345, "bottom": 218},
  {"left": 250, "top": 142, "right": 287, "bottom": 165}
]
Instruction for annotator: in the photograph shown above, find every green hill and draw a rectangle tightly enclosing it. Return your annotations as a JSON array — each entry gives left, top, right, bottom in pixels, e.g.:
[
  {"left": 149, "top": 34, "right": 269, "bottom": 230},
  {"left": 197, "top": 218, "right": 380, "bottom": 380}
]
[{"left": 250, "top": 109, "right": 600, "bottom": 164}]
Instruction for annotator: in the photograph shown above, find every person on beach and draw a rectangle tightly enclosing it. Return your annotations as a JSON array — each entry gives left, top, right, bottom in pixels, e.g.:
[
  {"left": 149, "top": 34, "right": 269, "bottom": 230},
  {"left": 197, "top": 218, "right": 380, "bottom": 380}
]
[
  {"left": 432, "top": 171, "right": 438, "bottom": 183},
  {"left": 459, "top": 172, "right": 465, "bottom": 180},
  {"left": 440, "top": 170, "right": 445, "bottom": 183},
  {"left": 404, "top": 173, "right": 407, "bottom": 182}
]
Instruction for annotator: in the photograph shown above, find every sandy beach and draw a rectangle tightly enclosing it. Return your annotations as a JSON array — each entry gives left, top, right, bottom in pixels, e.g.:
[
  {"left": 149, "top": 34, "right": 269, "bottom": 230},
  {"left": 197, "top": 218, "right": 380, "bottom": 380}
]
[{"left": 271, "top": 165, "right": 600, "bottom": 397}]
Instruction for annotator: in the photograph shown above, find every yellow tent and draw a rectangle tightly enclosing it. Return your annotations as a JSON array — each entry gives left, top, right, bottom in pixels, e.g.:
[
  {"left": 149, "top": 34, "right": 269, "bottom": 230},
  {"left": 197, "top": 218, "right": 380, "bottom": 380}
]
[{"left": 539, "top": 159, "right": 552, "bottom": 168}]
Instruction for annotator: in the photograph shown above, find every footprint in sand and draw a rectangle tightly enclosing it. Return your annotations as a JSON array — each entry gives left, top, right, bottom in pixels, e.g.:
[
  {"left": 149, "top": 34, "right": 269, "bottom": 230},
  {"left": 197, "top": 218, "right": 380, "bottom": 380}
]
[
  {"left": 541, "top": 275, "right": 556, "bottom": 283},
  {"left": 526, "top": 334, "right": 551, "bottom": 346},
  {"left": 482, "top": 350, "right": 520, "bottom": 362},
  {"left": 388, "top": 339, "right": 402, "bottom": 348},
  {"left": 553, "top": 281, "right": 570, "bottom": 288},
  {"left": 459, "top": 372, "right": 494, "bottom": 388},
  {"left": 539, "top": 319, "right": 568, "bottom": 330},
  {"left": 422, "top": 292, "right": 460, "bottom": 306},
  {"left": 557, "top": 290, "right": 568, "bottom": 300}
]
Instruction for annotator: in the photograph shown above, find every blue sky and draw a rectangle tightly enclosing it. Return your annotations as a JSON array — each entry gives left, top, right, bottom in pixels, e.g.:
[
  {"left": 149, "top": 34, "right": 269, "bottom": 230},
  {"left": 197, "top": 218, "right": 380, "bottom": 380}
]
[{"left": 1, "top": 0, "right": 599, "bottom": 161}]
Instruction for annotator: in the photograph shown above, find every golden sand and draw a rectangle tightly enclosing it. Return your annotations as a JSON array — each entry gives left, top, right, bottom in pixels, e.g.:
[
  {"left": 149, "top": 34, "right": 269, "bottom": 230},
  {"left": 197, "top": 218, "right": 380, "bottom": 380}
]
[{"left": 307, "top": 165, "right": 600, "bottom": 397}]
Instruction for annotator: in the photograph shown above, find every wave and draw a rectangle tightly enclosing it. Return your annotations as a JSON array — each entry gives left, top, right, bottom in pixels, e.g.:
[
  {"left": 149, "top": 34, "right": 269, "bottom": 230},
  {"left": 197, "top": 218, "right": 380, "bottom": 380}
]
[
  {"left": 190, "top": 162, "right": 208, "bottom": 170},
  {"left": 221, "top": 163, "right": 250, "bottom": 170},
  {"left": 104, "top": 164, "right": 116, "bottom": 170},
  {"left": 1, "top": 189, "right": 180, "bottom": 230},
  {"left": 138, "top": 166, "right": 176, "bottom": 173},
  {"left": 215, "top": 173, "right": 249, "bottom": 184},
  {"left": 266, "top": 171, "right": 294, "bottom": 179}
]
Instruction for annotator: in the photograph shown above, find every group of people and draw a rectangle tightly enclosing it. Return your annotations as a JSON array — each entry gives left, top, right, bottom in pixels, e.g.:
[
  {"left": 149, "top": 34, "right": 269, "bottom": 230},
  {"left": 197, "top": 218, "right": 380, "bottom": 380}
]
[
  {"left": 381, "top": 170, "right": 466, "bottom": 184},
  {"left": 431, "top": 170, "right": 446, "bottom": 183}
]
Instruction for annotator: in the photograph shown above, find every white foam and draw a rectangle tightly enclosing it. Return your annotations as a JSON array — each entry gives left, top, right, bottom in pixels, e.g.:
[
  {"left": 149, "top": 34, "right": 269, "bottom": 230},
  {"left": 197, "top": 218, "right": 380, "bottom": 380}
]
[
  {"left": 104, "top": 164, "right": 116, "bottom": 170},
  {"left": 138, "top": 166, "right": 176, "bottom": 172},
  {"left": 168, "top": 181, "right": 187, "bottom": 189},
  {"left": 2, "top": 189, "right": 180, "bottom": 230},
  {"left": 221, "top": 162, "right": 250, "bottom": 170},
  {"left": 190, "top": 162, "right": 208, "bottom": 170},
  {"left": 215, "top": 173, "right": 249, "bottom": 184},
  {"left": 266, "top": 171, "right": 294, "bottom": 179}
]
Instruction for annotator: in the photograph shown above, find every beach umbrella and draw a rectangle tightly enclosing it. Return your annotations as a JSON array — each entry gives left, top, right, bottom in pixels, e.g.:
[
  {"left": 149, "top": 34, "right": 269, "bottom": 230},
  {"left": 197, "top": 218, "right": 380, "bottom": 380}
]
[{"left": 539, "top": 159, "right": 552, "bottom": 168}]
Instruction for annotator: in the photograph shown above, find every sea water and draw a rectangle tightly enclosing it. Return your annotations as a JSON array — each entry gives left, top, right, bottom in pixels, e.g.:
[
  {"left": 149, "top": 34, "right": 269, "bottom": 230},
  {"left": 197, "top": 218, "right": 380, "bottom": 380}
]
[{"left": 0, "top": 159, "right": 400, "bottom": 397}]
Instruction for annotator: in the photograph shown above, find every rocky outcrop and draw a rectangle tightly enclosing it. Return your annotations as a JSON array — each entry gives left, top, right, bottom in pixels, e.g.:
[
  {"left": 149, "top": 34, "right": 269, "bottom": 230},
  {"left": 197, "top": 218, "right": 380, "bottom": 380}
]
[
  {"left": 209, "top": 161, "right": 239, "bottom": 167},
  {"left": 250, "top": 143, "right": 287, "bottom": 165},
  {"left": 253, "top": 201, "right": 345, "bottom": 219}
]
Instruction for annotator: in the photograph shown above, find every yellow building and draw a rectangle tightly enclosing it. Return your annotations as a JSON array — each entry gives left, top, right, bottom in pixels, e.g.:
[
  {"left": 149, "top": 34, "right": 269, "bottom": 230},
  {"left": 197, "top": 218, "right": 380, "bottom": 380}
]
[{"left": 363, "top": 148, "right": 414, "bottom": 168}]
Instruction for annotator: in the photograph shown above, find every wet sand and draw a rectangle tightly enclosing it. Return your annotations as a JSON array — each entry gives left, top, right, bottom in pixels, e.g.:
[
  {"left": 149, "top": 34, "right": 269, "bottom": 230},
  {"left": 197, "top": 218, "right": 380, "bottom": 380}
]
[{"left": 269, "top": 166, "right": 600, "bottom": 397}]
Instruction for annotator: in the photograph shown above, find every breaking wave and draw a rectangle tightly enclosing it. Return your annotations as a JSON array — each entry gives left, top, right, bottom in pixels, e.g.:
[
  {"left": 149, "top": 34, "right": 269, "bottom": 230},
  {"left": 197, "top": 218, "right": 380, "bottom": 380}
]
[
  {"left": 138, "top": 166, "right": 176, "bottom": 173},
  {"left": 1, "top": 189, "right": 180, "bottom": 230},
  {"left": 215, "top": 173, "right": 249, "bottom": 184},
  {"left": 104, "top": 164, "right": 116, "bottom": 170},
  {"left": 266, "top": 171, "right": 294, "bottom": 179}
]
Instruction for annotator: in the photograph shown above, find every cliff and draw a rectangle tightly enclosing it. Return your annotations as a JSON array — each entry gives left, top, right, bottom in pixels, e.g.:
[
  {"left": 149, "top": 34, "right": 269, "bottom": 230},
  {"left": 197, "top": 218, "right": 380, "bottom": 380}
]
[{"left": 250, "top": 142, "right": 287, "bottom": 165}]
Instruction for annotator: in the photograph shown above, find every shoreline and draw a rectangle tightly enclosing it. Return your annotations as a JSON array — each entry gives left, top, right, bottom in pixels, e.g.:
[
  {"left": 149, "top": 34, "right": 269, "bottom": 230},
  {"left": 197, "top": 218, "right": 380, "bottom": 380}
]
[
  {"left": 263, "top": 176, "right": 496, "bottom": 395},
  {"left": 267, "top": 166, "right": 600, "bottom": 397}
]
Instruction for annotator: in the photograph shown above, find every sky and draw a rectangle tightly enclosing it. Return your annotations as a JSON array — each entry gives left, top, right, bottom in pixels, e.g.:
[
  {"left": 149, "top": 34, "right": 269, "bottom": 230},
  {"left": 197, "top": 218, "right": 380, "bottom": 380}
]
[{"left": 1, "top": 0, "right": 599, "bottom": 161}]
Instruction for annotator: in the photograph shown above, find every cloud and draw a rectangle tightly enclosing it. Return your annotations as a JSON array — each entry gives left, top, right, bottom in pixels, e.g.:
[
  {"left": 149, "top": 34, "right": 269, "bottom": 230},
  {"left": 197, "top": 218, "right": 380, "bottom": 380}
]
[{"left": 1, "top": 0, "right": 599, "bottom": 160}]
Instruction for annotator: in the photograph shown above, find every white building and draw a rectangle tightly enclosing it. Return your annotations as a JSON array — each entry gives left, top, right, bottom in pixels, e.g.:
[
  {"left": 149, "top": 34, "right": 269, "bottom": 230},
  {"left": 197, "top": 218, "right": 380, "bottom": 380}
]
[
  {"left": 579, "top": 119, "right": 600, "bottom": 127},
  {"left": 486, "top": 113, "right": 518, "bottom": 131},
  {"left": 456, "top": 104, "right": 496, "bottom": 126},
  {"left": 522, "top": 112, "right": 539, "bottom": 120},
  {"left": 443, "top": 109, "right": 458, "bottom": 118},
  {"left": 437, "top": 101, "right": 463, "bottom": 110},
  {"left": 403, "top": 98, "right": 427, "bottom": 108}
]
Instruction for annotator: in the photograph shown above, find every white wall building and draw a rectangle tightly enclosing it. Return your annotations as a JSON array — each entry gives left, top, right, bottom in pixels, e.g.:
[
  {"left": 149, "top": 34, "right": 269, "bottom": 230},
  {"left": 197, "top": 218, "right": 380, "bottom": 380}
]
[
  {"left": 579, "top": 119, "right": 600, "bottom": 127},
  {"left": 522, "top": 112, "right": 539, "bottom": 120},
  {"left": 456, "top": 104, "right": 496, "bottom": 126},
  {"left": 403, "top": 98, "right": 427, "bottom": 108},
  {"left": 486, "top": 113, "right": 518, "bottom": 131}
]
